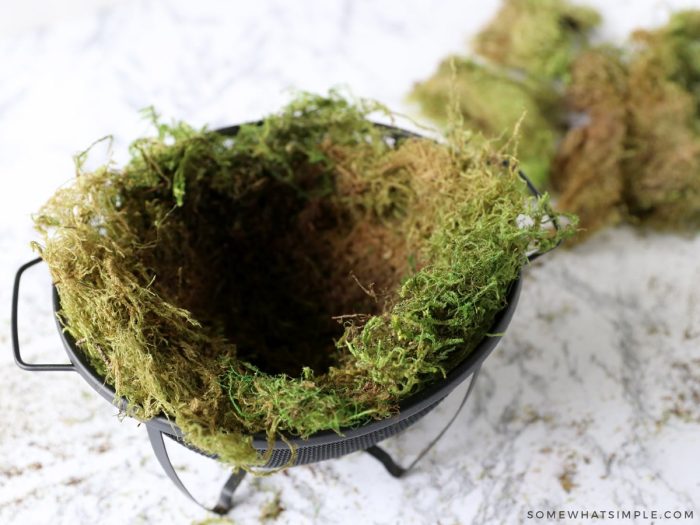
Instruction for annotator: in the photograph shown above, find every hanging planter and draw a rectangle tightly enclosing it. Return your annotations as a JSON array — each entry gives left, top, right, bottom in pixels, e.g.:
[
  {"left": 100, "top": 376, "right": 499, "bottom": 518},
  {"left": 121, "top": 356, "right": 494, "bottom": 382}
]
[{"left": 12, "top": 91, "right": 572, "bottom": 513}]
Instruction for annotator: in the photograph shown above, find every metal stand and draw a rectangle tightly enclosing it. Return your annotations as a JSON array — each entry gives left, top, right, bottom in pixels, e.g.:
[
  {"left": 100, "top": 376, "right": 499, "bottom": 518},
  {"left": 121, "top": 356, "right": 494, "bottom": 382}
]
[
  {"left": 365, "top": 364, "right": 482, "bottom": 478},
  {"left": 146, "top": 364, "right": 482, "bottom": 513},
  {"left": 147, "top": 427, "right": 247, "bottom": 515}
]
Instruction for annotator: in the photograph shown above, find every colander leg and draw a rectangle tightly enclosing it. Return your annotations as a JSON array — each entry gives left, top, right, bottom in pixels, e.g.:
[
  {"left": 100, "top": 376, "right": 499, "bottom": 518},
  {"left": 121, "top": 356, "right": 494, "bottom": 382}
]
[
  {"left": 366, "top": 363, "right": 482, "bottom": 478},
  {"left": 147, "top": 426, "right": 246, "bottom": 514}
]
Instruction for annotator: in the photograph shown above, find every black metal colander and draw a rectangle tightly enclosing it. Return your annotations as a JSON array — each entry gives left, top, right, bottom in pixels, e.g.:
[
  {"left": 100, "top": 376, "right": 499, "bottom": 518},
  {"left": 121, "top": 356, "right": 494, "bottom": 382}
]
[
  {"left": 54, "top": 277, "right": 521, "bottom": 467},
  {"left": 11, "top": 123, "right": 552, "bottom": 515}
]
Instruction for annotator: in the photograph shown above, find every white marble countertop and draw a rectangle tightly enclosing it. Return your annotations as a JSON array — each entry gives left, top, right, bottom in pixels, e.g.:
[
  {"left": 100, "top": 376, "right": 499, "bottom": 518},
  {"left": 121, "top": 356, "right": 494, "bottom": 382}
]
[{"left": 1, "top": 1, "right": 699, "bottom": 524}]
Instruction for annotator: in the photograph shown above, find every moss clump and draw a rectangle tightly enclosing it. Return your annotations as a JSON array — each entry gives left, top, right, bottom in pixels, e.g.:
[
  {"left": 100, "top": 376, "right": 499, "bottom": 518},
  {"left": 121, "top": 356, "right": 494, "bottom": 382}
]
[
  {"left": 554, "top": 12, "right": 700, "bottom": 237},
  {"left": 550, "top": 47, "right": 628, "bottom": 237},
  {"left": 413, "top": 1, "right": 700, "bottom": 239},
  {"left": 623, "top": 12, "right": 700, "bottom": 227},
  {"left": 33, "top": 91, "right": 572, "bottom": 467},
  {"left": 409, "top": 57, "right": 561, "bottom": 187},
  {"left": 409, "top": 0, "right": 600, "bottom": 188},
  {"left": 472, "top": 0, "right": 601, "bottom": 81}
]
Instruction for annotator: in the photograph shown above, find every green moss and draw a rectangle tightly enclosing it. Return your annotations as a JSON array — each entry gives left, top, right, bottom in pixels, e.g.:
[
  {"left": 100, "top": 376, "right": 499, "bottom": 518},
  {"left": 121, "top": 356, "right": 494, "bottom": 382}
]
[
  {"left": 473, "top": 0, "right": 601, "bottom": 81},
  {"left": 33, "top": 91, "right": 573, "bottom": 467},
  {"left": 409, "top": 57, "right": 561, "bottom": 187},
  {"left": 409, "top": 0, "right": 601, "bottom": 188}
]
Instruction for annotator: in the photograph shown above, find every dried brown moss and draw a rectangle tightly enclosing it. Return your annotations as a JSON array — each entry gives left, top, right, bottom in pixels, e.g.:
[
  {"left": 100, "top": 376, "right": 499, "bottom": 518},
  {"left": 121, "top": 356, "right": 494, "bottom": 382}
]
[
  {"left": 623, "top": 12, "right": 700, "bottom": 227},
  {"left": 33, "top": 92, "right": 572, "bottom": 467},
  {"left": 554, "top": 12, "right": 700, "bottom": 237},
  {"left": 550, "top": 47, "right": 628, "bottom": 238}
]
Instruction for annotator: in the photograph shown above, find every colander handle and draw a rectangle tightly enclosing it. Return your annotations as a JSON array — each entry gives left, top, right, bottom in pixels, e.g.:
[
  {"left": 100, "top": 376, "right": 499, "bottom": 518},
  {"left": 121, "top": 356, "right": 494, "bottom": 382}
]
[
  {"left": 518, "top": 170, "right": 561, "bottom": 263},
  {"left": 147, "top": 426, "right": 247, "bottom": 514},
  {"left": 11, "top": 257, "right": 75, "bottom": 372}
]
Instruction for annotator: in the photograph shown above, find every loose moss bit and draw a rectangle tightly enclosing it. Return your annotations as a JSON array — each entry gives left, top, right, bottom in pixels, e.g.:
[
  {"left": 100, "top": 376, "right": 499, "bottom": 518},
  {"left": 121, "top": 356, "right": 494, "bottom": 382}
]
[
  {"left": 409, "top": 57, "right": 562, "bottom": 187},
  {"left": 191, "top": 519, "right": 235, "bottom": 525},
  {"left": 259, "top": 491, "right": 284, "bottom": 521},
  {"left": 473, "top": 0, "right": 601, "bottom": 81},
  {"left": 554, "top": 12, "right": 700, "bottom": 237},
  {"left": 33, "top": 91, "right": 573, "bottom": 467}
]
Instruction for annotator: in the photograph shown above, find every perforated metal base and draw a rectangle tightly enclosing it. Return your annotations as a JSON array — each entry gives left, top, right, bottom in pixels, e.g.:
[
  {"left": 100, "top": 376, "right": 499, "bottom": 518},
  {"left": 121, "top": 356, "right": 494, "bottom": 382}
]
[
  {"left": 261, "top": 403, "right": 437, "bottom": 467},
  {"left": 161, "top": 400, "right": 438, "bottom": 467}
]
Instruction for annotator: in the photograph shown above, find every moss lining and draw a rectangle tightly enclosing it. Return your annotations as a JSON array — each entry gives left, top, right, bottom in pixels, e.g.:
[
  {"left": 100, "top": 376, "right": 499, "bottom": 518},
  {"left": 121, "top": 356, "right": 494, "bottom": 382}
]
[{"left": 33, "top": 91, "right": 573, "bottom": 467}]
